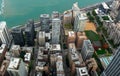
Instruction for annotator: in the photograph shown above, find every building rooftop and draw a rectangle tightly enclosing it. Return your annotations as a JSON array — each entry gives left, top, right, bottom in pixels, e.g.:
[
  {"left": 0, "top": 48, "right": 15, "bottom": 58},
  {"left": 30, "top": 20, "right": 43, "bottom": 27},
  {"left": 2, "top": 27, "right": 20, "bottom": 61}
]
[
  {"left": 76, "top": 67, "right": 89, "bottom": 76},
  {"left": 36, "top": 72, "right": 42, "bottom": 76},
  {"left": 84, "top": 40, "right": 94, "bottom": 52},
  {"left": 56, "top": 55, "right": 64, "bottom": 75},
  {"left": 8, "top": 58, "right": 21, "bottom": 70},
  {"left": 45, "top": 42, "right": 51, "bottom": 50},
  {"left": 77, "top": 13, "right": 87, "bottom": 20},
  {"left": 68, "top": 43, "right": 76, "bottom": 50},
  {"left": 40, "top": 14, "right": 49, "bottom": 18},
  {"left": 52, "top": 44, "right": 61, "bottom": 51},
  {"left": 0, "top": 21, "right": 6, "bottom": 30},
  {"left": 100, "top": 56, "right": 113, "bottom": 69},
  {"left": 11, "top": 45, "right": 21, "bottom": 51},
  {"left": 39, "top": 31, "right": 45, "bottom": 38},
  {"left": 45, "top": 33, "right": 51, "bottom": 40},
  {"left": 68, "top": 31, "right": 75, "bottom": 37},
  {"left": 22, "top": 47, "right": 33, "bottom": 53},
  {"left": 102, "top": 2, "right": 109, "bottom": 10},
  {"left": 0, "top": 44, "right": 6, "bottom": 54},
  {"left": 24, "top": 53, "right": 31, "bottom": 62}
]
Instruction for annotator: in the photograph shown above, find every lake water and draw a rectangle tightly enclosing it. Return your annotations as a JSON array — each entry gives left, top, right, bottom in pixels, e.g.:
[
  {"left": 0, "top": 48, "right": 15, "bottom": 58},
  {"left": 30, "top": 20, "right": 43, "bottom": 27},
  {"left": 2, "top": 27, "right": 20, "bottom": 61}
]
[{"left": 0, "top": 0, "right": 107, "bottom": 28}]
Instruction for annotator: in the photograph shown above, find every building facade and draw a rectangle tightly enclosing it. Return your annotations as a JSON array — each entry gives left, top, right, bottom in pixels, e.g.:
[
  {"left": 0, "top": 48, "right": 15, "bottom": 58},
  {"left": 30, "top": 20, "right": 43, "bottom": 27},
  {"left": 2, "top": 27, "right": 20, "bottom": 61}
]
[
  {"left": 40, "top": 14, "right": 50, "bottom": 32},
  {"left": 52, "top": 18, "right": 61, "bottom": 44},
  {"left": 0, "top": 21, "right": 11, "bottom": 45},
  {"left": 101, "top": 47, "right": 120, "bottom": 76},
  {"left": 11, "top": 28, "right": 25, "bottom": 46},
  {"left": 74, "top": 13, "right": 87, "bottom": 32},
  {"left": 25, "top": 22, "right": 35, "bottom": 46}
]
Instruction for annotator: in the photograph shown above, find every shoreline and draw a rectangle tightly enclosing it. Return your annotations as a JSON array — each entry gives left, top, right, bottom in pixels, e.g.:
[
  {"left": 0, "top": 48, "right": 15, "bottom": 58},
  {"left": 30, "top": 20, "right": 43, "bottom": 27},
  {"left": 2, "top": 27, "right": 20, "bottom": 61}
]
[{"left": 10, "top": 0, "right": 112, "bottom": 29}]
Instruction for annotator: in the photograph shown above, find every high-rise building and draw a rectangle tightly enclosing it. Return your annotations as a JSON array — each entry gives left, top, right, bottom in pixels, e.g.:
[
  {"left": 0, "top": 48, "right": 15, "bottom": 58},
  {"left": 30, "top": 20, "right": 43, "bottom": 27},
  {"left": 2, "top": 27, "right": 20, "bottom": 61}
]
[
  {"left": 40, "top": 14, "right": 50, "bottom": 32},
  {"left": 25, "top": 22, "right": 35, "bottom": 46},
  {"left": 28, "top": 19, "right": 35, "bottom": 38},
  {"left": 7, "top": 58, "right": 28, "bottom": 76},
  {"left": 81, "top": 40, "right": 94, "bottom": 61},
  {"left": 38, "top": 31, "right": 45, "bottom": 46},
  {"left": 11, "top": 28, "right": 25, "bottom": 46},
  {"left": 52, "top": 18, "right": 61, "bottom": 44},
  {"left": 74, "top": 13, "right": 87, "bottom": 32},
  {"left": 101, "top": 47, "right": 120, "bottom": 76},
  {"left": 72, "top": 2, "right": 80, "bottom": 18},
  {"left": 0, "top": 21, "right": 11, "bottom": 45}
]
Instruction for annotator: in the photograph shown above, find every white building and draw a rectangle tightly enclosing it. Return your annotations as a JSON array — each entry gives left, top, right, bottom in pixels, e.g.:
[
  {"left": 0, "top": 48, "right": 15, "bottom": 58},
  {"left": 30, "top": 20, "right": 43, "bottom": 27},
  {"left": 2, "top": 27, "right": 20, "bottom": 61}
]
[
  {"left": 38, "top": 31, "right": 45, "bottom": 46},
  {"left": 51, "top": 44, "right": 61, "bottom": 54},
  {"left": 72, "top": 2, "right": 80, "bottom": 18},
  {"left": 74, "top": 13, "right": 87, "bottom": 32},
  {"left": 7, "top": 58, "right": 28, "bottom": 76},
  {"left": 0, "top": 21, "right": 11, "bottom": 45},
  {"left": 76, "top": 67, "right": 89, "bottom": 76},
  {"left": 24, "top": 53, "right": 31, "bottom": 63},
  {"left": 56, "top": 55, "right": 65, "bottom": 76},
  {"left": 52, "top": 18, "right": 61, "bottom": 44},
  {"left": 81, "top": 40, "right": 94, "bottom": 61}
]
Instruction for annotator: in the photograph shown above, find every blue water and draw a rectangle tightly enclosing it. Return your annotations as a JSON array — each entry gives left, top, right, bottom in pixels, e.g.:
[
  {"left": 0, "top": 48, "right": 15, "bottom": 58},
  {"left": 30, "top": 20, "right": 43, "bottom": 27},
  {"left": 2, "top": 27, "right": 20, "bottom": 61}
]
[{"left": 0, "top": 0, "right": 107, "bottom": 28}]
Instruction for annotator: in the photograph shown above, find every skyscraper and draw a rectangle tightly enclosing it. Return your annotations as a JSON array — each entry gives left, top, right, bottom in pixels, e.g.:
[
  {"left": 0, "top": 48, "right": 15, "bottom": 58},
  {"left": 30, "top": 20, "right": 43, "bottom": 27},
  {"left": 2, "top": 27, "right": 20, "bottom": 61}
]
[
  {"left": 25, "top": 22, "right": 34, "bottom": 46},
  {"left": 74, "top": 13, "right": 87, "bottom": 32},
  {"left": 101, "top": 47, "right": 120, "bottom": 76},
  {"left": 81, "top": 40, "right": 94, "bottom": 61},
  {"left": 52, "top": 18, "right": 61, "bottom": 44},
  {"left": 40, "top": 14, "right": 50, "bottom": 32},
  {"left": 11, "top": 28, "right": 25, "bottom": 46},
  {"left": 0, "top": 21, "right": 11, "bottom": 45}
]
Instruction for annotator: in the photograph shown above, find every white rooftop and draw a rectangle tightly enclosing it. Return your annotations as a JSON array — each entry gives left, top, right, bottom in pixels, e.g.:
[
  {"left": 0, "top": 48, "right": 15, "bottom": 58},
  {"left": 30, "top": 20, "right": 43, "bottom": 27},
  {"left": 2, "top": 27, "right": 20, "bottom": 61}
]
[
  {"left": 40, "top": 14, "right": 49, "bottom": 18},
  {"left": 0, "top": 44, "right": 6, "bottom": 54},
  {"left": 8, "top": 58, "right": 20, "bottom": 70},
  {"left": 68, "top": 31, "right": 75, "bottom": 37},
  {"left": 24, "top": 53, "right": 31, "bottom": 62},
  {"left": 76, "top": 67, "right": 89, "bottom": 76},
  {"left": 11, "top": 45, "right": 20, "bottom": 51},
  {"left": 39, "top": 31, "right": 45, "bottom": 38},
  {"left": 102, "top": 2, "right": 109, "bottom": 9},
  {"left": 45, "top": 33, "right": 51, "bottom": 39},
  {"left": 22, "top": 47, "right": 33, "bottom": 53},
  {"left": 56, "top": 55, "right": 64, "bottom": 72},
  {"left": 52, "top": 44, "right": 61, "bottom": 51},
  {"left": 84, "top": 40, "right": 94, "bottom": 52}
]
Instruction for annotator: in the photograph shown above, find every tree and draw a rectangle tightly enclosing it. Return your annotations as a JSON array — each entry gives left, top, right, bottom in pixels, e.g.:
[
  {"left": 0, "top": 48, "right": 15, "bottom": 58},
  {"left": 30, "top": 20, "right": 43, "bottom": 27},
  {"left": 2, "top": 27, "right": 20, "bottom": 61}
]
[{"left": 19, "top": 51, "right": 26, "bottom": 59}]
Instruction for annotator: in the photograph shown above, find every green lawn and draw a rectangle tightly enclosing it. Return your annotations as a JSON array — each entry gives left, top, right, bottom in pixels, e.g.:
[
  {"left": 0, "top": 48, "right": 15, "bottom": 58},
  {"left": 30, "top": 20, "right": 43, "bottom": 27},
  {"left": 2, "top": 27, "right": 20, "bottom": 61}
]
[
  {"left": 64, "top": 23, "right": 73, "bottom": 29},
  {"left": 85, "top": 30, "right": 100, "bottom": 41},
  {"left": 102, "top": 16, "right": 109, "bottom": 20},
  {"left": 96, "top": 49, "right": 107, "bottom": 55}
]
